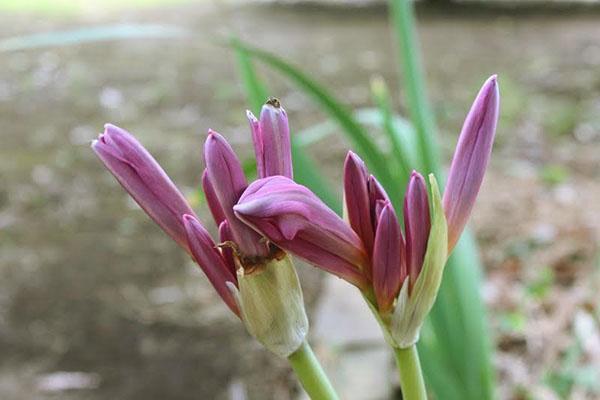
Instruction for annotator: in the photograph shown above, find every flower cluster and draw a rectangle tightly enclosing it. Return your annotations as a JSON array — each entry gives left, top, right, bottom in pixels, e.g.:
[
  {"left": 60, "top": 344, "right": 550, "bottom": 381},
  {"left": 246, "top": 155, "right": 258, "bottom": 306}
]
[
  {"left": 92, "top": 99, "right": 308, "bottom": 357},
  {"left": 235, "top": 75, "right": 499, "bottom": 347},
  {"left": 93, "top": 75, "right": 498, "bottom": 355}
]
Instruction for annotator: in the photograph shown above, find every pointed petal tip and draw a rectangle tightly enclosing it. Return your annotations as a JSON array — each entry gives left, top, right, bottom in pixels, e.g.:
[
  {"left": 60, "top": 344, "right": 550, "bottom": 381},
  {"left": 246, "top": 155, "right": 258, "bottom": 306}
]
[
  {"left": 246, "top": 109, "right": 257, "bottom": 120},
  {"left": 182, "top": 213, "right": 195, "bottom": 224},
  {"left": 345, "top": 150, "right": 363, "bottom": 164}
]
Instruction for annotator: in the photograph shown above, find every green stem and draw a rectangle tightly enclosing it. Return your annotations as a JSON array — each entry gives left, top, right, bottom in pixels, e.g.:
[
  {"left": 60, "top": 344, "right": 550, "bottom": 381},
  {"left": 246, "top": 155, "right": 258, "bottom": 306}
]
[
  {"left": 287, "top": 341, "right": 339, "bottom": 400},
  {"left": 393, "top": 345, "right": 428, "bottom": 400}
]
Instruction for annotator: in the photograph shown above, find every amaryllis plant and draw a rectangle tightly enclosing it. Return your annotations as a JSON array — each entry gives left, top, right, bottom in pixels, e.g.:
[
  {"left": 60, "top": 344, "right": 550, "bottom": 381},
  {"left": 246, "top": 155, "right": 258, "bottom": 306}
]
[
  {"left": 92, "top": 100, "right": 338, "bottom": 400},
  {"left": 234, "top": 76, "right": 499, "bottom": 399}
]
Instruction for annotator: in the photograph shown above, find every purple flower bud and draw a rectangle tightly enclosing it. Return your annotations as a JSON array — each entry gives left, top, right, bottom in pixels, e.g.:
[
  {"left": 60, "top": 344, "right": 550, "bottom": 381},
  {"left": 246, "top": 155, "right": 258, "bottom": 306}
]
[
  {"left": 247, "top": 98, "right": 293, "bottom": 179},
  {"left": 218, "top": 220, "right": 237, "bottom": 277},
  {"left": 202, "top": 168, "right": 226, "bottom": 226},
  {"left": 368, "top": 174, "right": 392, "bottom": 235},
  {"left": 344, "top": 151, "right": 375, "bottom": 256},
  {"left": 234, "top": 176, "right": 370, "bottom": 290},
  {"left": 404, "top": 171, "right": 431, "bottom": 285},
  {"left": 372, "top": 203, "right": 406, "bottom": 313},
  {"left": 443, "top": 75, "right": 499, "bottom": 252},
  {"left": 183, "top": 215, "right": 240, "bottom": 316},
  {"left": 91, "top": 124, "right": 196, "bottom": 252},
  {"left": 204, "top": 131, "right": 268, "bottom": 258}
]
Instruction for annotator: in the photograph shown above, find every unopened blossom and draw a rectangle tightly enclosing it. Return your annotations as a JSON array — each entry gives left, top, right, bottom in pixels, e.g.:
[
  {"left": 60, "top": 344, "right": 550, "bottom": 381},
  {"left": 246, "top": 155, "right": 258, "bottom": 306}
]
[
  {"left": 444, "top": 75, "right": 499, "bottom": 252},
  {"left": 93, "top": 100, "right": 309, "bottom": 357},
  {"left": 234, "top": 76, "right": 499, "bottom": 348},
  {"left": 235, "top": 176, "right": 370, "bottom": 290},
  {"left": 92, "top": 124, "right": 197, "bottom": 252},
  {"left": 247, "top": 97, "right": 293, "bottom": 179}
]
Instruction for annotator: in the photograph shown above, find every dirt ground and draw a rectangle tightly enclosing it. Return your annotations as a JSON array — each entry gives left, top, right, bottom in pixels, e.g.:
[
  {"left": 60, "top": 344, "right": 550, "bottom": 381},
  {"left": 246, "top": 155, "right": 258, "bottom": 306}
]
[{"left": 0, "top": 2, "right": 599, "bottom": 399}]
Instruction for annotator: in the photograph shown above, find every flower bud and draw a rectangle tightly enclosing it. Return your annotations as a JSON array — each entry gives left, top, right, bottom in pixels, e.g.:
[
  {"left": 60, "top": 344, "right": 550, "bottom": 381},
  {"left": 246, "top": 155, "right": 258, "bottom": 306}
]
[
  {"left": 444, "top": 75, "right": 499, "bottom": 252},
  {"left": 247, "top": 98, "right": 293, "bottom": 179},
  {"left": 92, "top": 124, "right": 196, "bottom": 252},
  {"left": 390, "top": 174, "right": 448, "bottom": 348},
  {"left": 234, "top": 176, "right": 369, "bottom": 290}
]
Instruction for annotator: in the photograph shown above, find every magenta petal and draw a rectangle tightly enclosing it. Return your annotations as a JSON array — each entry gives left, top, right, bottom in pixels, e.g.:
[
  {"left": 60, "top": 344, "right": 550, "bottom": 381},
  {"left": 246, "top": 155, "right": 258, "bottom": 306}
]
[
  {"left": 202, "top": 169, "right": 226, "bottom": 226},
  {"left": 372, "top": 203, "right": 405, "bottom": 313},
  {"left": 344, "top": 151, "right": 375, "bottom": 258},
  {"left": 204, "top": 131, "right": 268, "bottom": 257},
  {"left": 443, "top": 75, "right": 499, "bottom": 252},
  {"left": 92, "top": 124, "right": 196, "bottom": 252},
  {"left": 234, "top": 176, "right": 369, "bottom": 290},
  {"left": 257, "top": 100, "right": 293, "bottom": 179},
  {"left": 404, "top": 171, "right": 431, "bottom": 284},
  {"left": 183, "top": 215, "right": 240, "bottom": 316},
  {"left": 218, "top": 220, "right": 237, "bottom": 277}
]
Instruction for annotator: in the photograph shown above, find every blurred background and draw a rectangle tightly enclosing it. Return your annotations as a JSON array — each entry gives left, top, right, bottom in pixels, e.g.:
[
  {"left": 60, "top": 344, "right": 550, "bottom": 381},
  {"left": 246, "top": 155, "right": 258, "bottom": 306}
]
[{"left": 1, "top": 0, "right": 599, "bottom": 399}]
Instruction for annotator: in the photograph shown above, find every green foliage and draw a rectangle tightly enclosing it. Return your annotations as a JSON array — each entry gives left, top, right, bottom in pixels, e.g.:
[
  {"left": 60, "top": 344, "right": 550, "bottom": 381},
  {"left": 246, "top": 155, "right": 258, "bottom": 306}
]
[{"left": 540, "top": 164, "right": 569, "bottom": 186}]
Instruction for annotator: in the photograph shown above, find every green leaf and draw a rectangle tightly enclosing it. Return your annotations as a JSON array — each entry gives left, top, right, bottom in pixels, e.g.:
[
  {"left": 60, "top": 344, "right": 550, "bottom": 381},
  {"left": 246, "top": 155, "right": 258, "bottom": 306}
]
[
  {"left": 370, "top": 76, "right": 417, "bottom": 179},
  {"left": 388, "top": 0, "right": 441, "bottom": 176},
  {"left": 234, "top": 42, "right": 269, "bottom": 115}
]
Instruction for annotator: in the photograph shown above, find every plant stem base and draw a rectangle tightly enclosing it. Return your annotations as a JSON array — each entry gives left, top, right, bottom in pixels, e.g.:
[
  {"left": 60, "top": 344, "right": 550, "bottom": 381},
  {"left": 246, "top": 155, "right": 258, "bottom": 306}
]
[{"left": 394, "top": 345, "right": 428, "bottom": 400}]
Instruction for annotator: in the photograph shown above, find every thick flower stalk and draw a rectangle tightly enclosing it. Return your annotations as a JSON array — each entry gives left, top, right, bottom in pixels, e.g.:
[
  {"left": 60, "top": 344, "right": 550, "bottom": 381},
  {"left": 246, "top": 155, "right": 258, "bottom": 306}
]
[
  {"left": 93, "top": 101, "right": 340, "bottom": 400},
  {"left": 234, "top": 76, "right": 499, "bottom": 398}
]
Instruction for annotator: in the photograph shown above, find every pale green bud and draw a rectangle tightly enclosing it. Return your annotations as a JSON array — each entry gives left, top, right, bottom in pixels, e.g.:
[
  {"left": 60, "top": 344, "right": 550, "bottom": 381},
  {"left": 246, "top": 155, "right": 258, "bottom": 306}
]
[
  {"left": 228, "top": 253, "right": 309, "bottom": 358},
  {"left": 390, "top": 174, "right": 448, "bottom": 348}
]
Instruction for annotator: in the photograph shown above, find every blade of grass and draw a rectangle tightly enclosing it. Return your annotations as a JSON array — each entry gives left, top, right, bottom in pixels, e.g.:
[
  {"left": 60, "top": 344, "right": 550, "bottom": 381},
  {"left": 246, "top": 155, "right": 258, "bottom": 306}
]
[
  {"left": 234, "top": 44, "right": 269, "bottom": 115},
  {"left": 370, "top": 76, "right": 414, "bottom": 199},
  {"left": 389, "top": 0, "right": 441, "bottom": 176}
]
